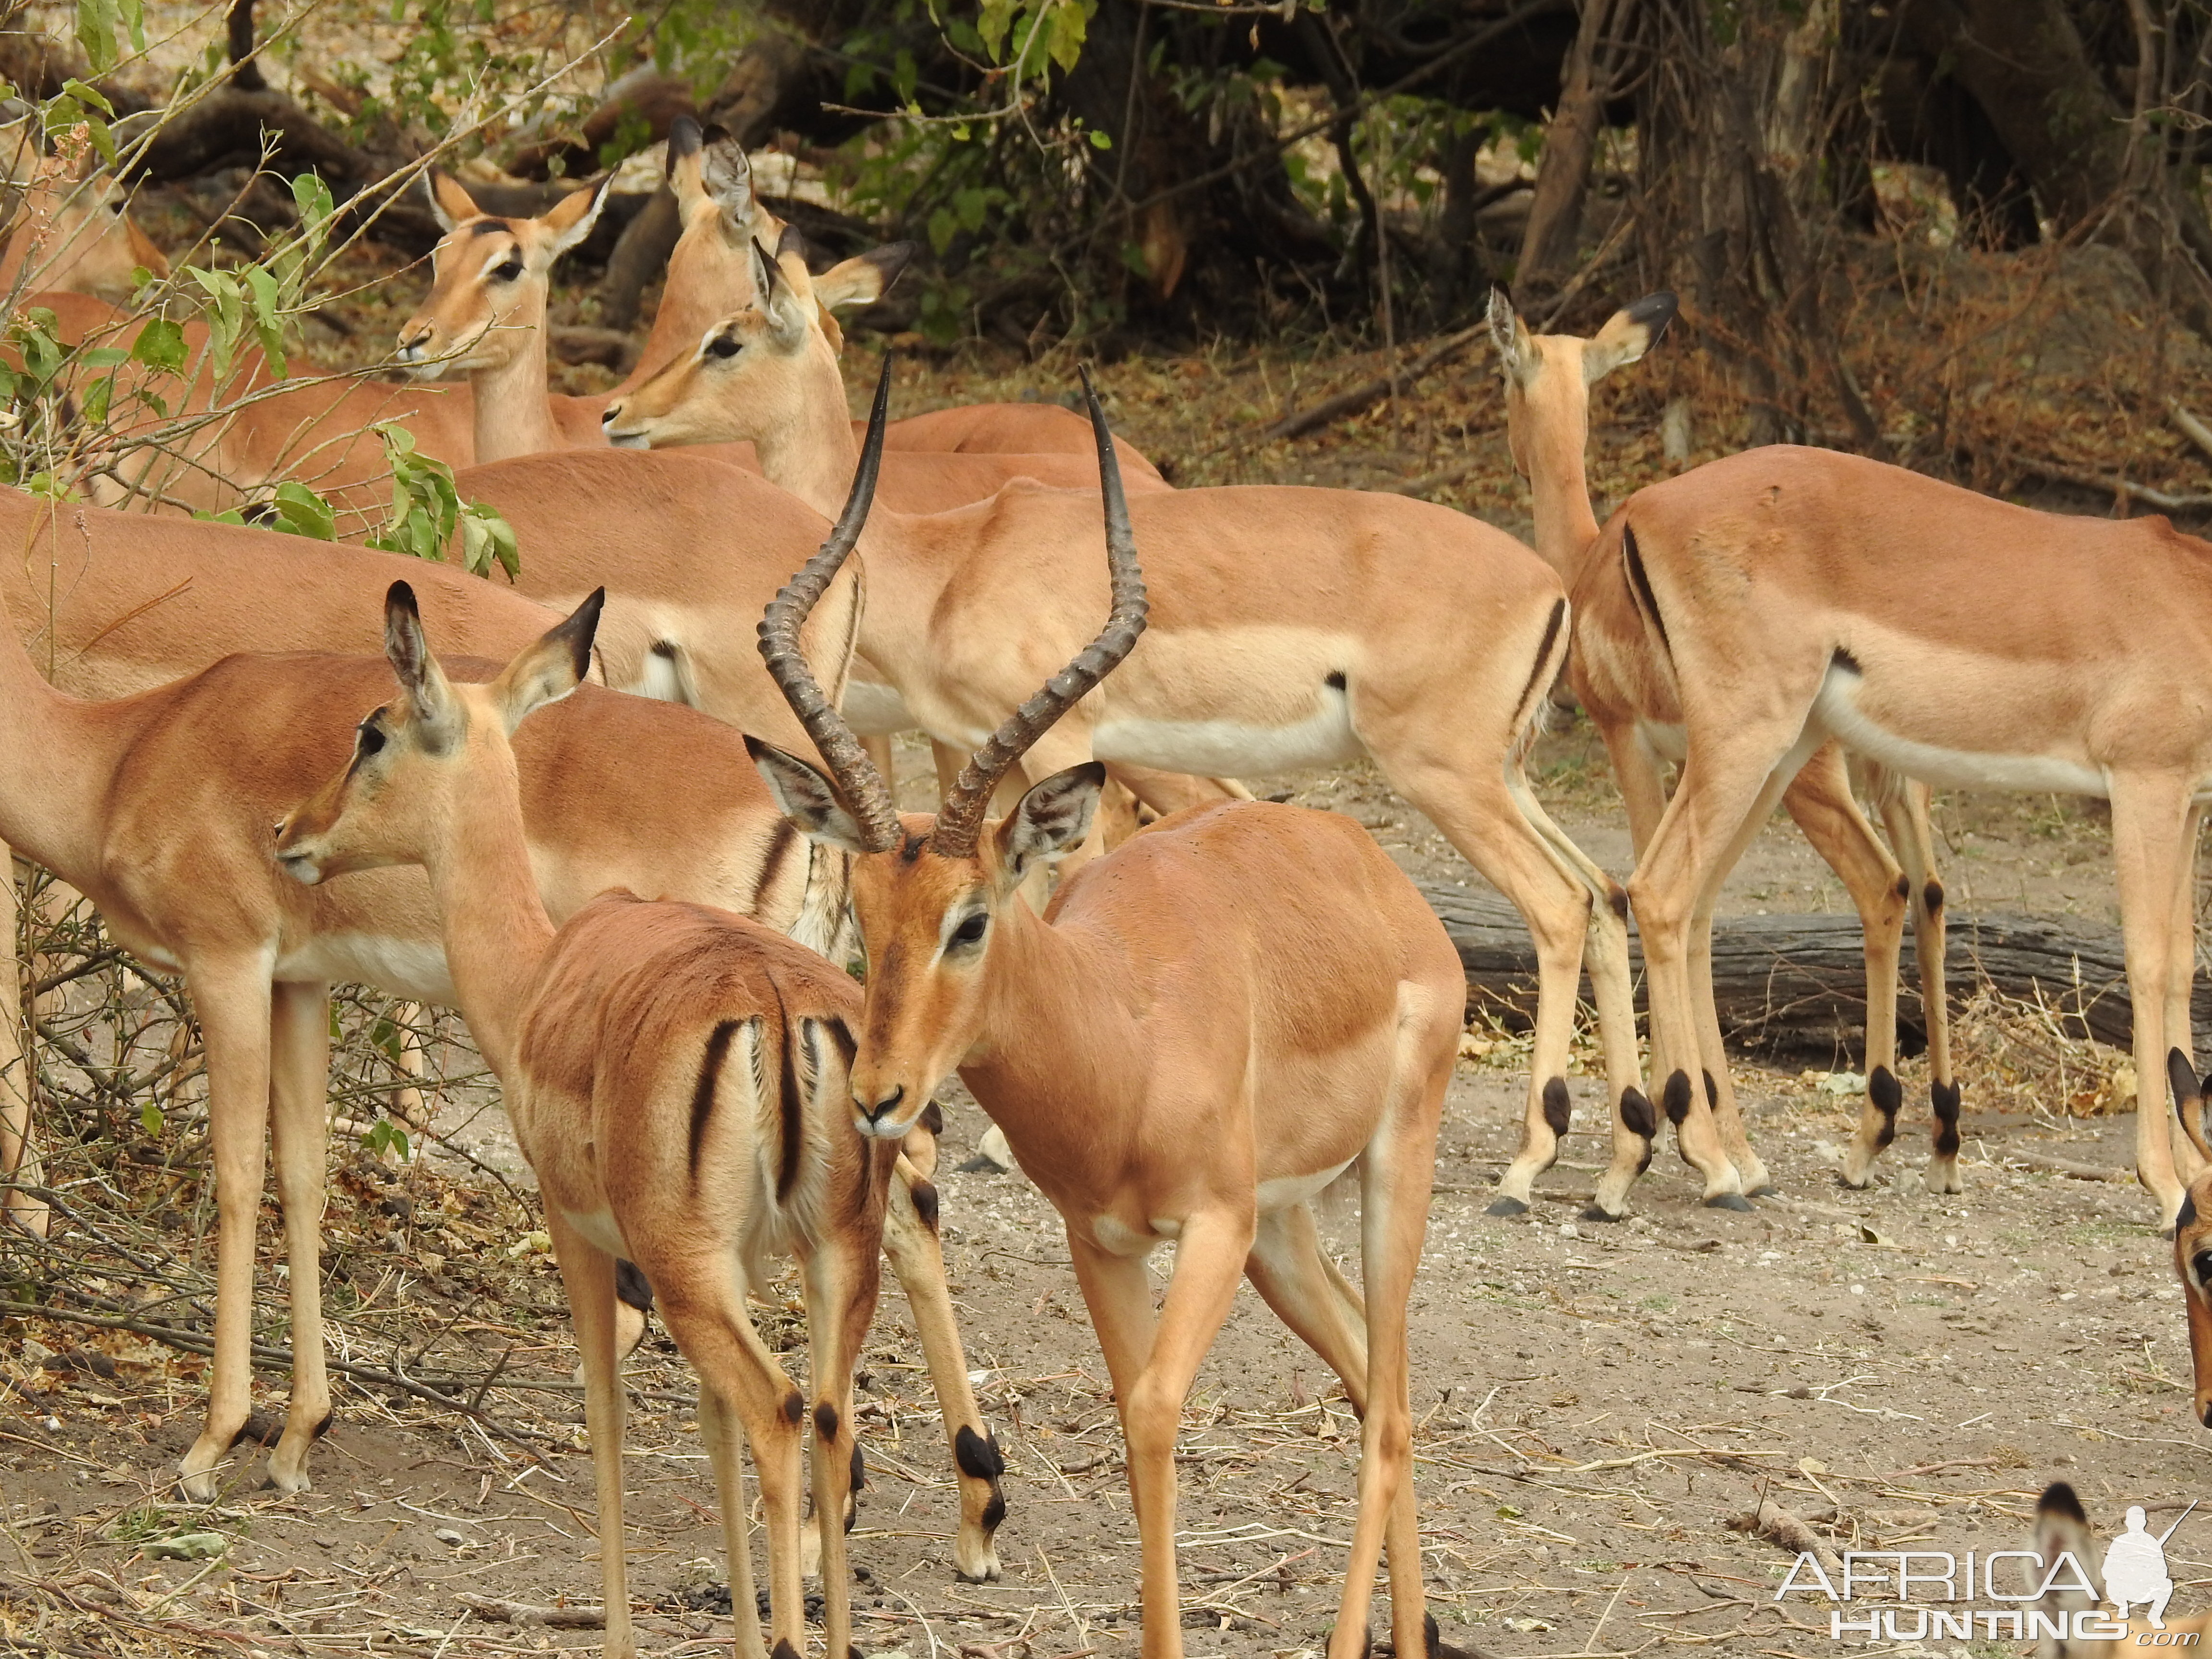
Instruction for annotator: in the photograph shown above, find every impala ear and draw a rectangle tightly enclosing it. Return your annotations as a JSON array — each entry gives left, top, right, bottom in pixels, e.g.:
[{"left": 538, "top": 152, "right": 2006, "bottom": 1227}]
[
  {"left": 1488, "top": 287, "right": 1538, "bottom": 388},
  {"left": 541, "top": 177, "right": 610, "bottom": 260},
  {"left": 747, "top": 736, "right": 870, "bottom": 853},
  {"left": 493, "top": 588, "right": 601, "bottom": 733},
  {"left": 1583, "top": 290, "right": 1677, "bottom": 385},
  {"left": 996, "top": 763, "right": 1106, "bottom": 885},
  {"left": 426, "top": 169, "right": 481, "bottom": 233},
  {"left": 816, "top": 242, "right": 914, "bottom": 312},
  {"left": 751, "top": 236, "right": 810, "bottom": 345},
  {"left": 698, "top": 126, "right": 756, "bottom": 231},
  {"left": 382, "top": 581, "right": 461, "bottom": 753}
]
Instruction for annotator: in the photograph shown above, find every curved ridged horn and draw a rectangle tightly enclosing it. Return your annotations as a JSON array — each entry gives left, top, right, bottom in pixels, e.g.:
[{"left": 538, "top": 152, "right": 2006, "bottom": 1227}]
[
  {"left": 757, "top": 354, "right": 900, "bottom": 851},
  {"left": 932, "top": 366, "right": 1147, "bottom": 857}
]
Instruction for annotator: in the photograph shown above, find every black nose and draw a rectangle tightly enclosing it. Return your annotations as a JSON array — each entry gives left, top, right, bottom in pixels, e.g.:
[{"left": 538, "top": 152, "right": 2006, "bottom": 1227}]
[
  {"left": 859, "top": 1085, "right": 904, "bottom": 1125},
  {"left": 271, "top": 818, "right": 287, "bottom": 839},
  {"left": 600, "top": 406, "right": 618, "bottom": 426}
]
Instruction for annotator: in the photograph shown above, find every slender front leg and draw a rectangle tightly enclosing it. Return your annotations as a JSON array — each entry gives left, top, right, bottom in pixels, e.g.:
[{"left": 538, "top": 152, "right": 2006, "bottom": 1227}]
[
  {"left": 801, "top": 1191, "right": 888, "bottom": 1659},
  {"left": 879, "top": 1154, "right": 1003, "bottom": 1581},
  {"left": 699, "top": 1388, "right": 769, "bottom": 1659},
  {"left": 546, "top": 1212, "right": 635, "bottom": 1659},
  {"left": 2170, "top": 803, "right": 2206, "bottom": 1182},
  {"left": 1077, "top": 1212, "right": 1251, "bottom": 1659},
  {"left": 2112, "top": 773, "right": 2201, "bottom": 1226},
  {"left": 265, "top": 980, "right": 333, "bottom": 1493},
  {"left": 178, "top": 956, "right": 274, "bottom": 1502}
]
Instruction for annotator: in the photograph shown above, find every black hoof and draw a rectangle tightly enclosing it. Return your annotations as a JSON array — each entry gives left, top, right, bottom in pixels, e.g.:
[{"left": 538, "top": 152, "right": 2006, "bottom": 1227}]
[
  {"left": 1704, "top": 1192, "right": 1755, "bottom": 1212},
  {"left": 1483, "top": 1196, "right": 1529, "bottom": 1218},
  {"left": 954, "top": 1154, "right": 1007, "bottom": 1175},
  {"left": 1579, "top": 1203, "right": 1626, "bottom": 1223},
  {"left": 1746, "top": 1183, "right": 1780, "bottom": 1198}
]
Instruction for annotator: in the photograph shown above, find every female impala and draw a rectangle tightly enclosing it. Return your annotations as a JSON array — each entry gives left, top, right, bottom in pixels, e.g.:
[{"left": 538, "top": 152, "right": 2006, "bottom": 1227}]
[
  {"left": 745, "top": 381, "right": 1472, "bottom": 1659},
  {"left": 0, "top": 496, "right": 1005, "bottom": 1574},
  {"left": 276, "top": 587, "right": 887, "bottom": 1659},
  {"left": 1588, "top": 441, "right": 2212, "bottom": 1226},
  {"left": 1490, "top": 290, "right": 1962, "bottom": 1195},
  {"left": 604, "top": 246, "right": 1668, "bottom": 1216}
]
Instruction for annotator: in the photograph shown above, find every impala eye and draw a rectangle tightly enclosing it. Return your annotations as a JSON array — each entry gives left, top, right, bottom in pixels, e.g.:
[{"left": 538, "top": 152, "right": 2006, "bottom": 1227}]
[
  {"left": 948, "top": 912, "right": 988, "bottom": 949},
  {"left": 492, "top": 258, "right": 523, "bottom": 282},
  {"left": 707, "top": 334, "right": 741, "bottom": 360},
  {"left": 2195, "top": 1249, "right": 2212, "bottom": 1286}
]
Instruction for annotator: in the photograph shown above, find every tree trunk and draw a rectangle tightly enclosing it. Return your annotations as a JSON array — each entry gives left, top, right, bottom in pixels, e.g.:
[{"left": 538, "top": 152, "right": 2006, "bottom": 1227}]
[
  {"left": 1421, "top": 885, "right": 2181, "bottom": 1055},
  {"left": 1517, "top": 0, "right": 1628, "bottom": 291}
]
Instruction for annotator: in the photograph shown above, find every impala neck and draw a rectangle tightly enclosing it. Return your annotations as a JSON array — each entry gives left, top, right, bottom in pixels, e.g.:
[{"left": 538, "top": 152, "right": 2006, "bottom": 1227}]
[
  {"left": 417, "top": 743, "right": 556, "bottom": 1079},
  {"left": 1520, "top": 389, "right": 1602, "bottom": 581},
  {"left": 749, "top": 339, "right": 867, "bottom": 522},
  {"left": 0, "top": 590, "right": 132, "bottom": 873},
  {"left": 469, "top": 311, "right": 562, "bottom": 463},
  {"left": 954, "top": 898, "right": 1137, "bottom": 1179}
]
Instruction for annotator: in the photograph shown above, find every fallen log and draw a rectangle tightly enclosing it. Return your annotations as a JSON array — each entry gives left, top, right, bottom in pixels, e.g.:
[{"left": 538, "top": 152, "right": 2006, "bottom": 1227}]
[{"left": 1415, "top": 882, "right": 2194, "bottom": 1053}]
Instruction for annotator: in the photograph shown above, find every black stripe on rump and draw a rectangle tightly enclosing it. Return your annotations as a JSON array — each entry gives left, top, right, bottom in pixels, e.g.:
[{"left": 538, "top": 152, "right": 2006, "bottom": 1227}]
[{"left": 688, "top": 1019, "right": 745, "bottom": 1183}]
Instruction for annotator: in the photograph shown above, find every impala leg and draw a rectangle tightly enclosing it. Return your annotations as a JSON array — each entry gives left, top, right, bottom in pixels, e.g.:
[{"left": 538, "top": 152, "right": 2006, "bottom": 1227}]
[
  {"left": 699, "top": 1387, "right": 770, "bottom": 1659},
  {"left": 1686, "top": 897, "right": 1773, "bottom": 1196},
  {"left": 2171, "top": 804, "right": 2206, "bottom": 1183},
  {"left": 800, "top": 1166, "right": 890, "bottom": 1659},
  {"left": 654, "top": 1268, "right": 809, "bottom": 1657},
  {"left": 1384, "top": 763, "right": 1589, "bottom": 1216},
  {"left": 1873, "top": 769, "right": 1963, "bottom": 1190},
  {"left": 879, "top": 1153, "right": 1004, "bottom": 1581},
  {"left": 2109, "top": 772, "right": 2198, "bottom": 1228},
  {"left": 1116, "top": 1211, "right": 1251, "bottom": 1659},
  {"left": 546, "top": 1213, "right": 635, "bottom": 1659},
  {"left": 1629, "top": 728, "right": 1820, "bottom": 1208},
  {"left": 0, "top": 844, "right": 43, "bottom": 1239},
  {"left": 1782, "top": 747, "right": 1908, "bottom": 1189},
  {"left": 178, "top": 959, "right": 274, "bottom": 1502},
  {"left": 1505, "top": 767, "right": 1653, "bottom": 1220},
  {"left": 265, "top": 980, "right": 333, "bottom": 1493}
]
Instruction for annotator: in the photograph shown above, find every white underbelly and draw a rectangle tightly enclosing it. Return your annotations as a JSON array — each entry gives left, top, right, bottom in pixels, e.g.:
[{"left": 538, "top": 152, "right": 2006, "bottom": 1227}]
[
  {"left": 843, "top": 678, "right": 917, "bottom": 737},
  {"left": 562, "top": 1206, "right": 628, "bottom": 1260},
  {"left": 1813, "top": 667, "right": 2108, "bottom": 795},
  {"left": 1095, "top": 686, "right": 1360, "bottom": 775},
  {"left": 1636, "top": 721, "right": 1686, "bottom": 764},
  {"left": 1257, "top": 1159, "right": 1355, "bottom": 1214},
  {"left": 274, "top": 935, "right": 455, "bottom": 1002}
]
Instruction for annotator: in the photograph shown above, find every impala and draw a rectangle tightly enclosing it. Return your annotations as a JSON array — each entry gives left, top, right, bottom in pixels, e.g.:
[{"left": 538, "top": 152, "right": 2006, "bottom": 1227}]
[
  {"left": 2163, "top": 1058, "right": 2212, "bottom": 1429},
  {"left": 1490, "top": 289, "right": 1961, "bottom": 1195},
  {"left": 1582, "top": 440, "right": 2212, "bottom": 1222},
  {"left": 276, "top": 585, "right": 889, "bottom": 1659},
  {"left": 0, "top": 495, "right": 1004, "bottom": 1574},
  {"left": 2025, "top": 1481, "right": 2212, "bottom": 1655},
  {"left": 746, "top": 377, "right": 1470, "bottom": 1659},
  {"left": 0, "top": 138, "right": 168, "bottom": 301},
  {"left": 604, "top": 245, "right": 1666, "bottom": 1215}
]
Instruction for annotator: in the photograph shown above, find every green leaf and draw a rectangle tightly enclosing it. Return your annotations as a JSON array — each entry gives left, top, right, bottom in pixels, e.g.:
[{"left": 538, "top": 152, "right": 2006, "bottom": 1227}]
[
  {"left": 458, "top": 501, "right": 519, "bottom": 579},
  {"left": 271, "top": 480, "right": 336, "bottom": 541},
  {"left": 1088, "top": 129, "right": 1112, "bottom": 150},
  {"left": 76, "top": 347, "right": 127, "bottom": 370},
  {"left": 290, "top": 172, "right": 335, "bottom": 235},
  {"left": 130, "top": 316, "right": 186, "bottom": 375},
  {"left": 242, "top": 264, "right": 287, "bottom": 377},
  {"left": 139, "top": 1101, "right": 163, "bottom": 1137},
  {"left": 926, "top": 205, "right": 958, "bottom": 256}
]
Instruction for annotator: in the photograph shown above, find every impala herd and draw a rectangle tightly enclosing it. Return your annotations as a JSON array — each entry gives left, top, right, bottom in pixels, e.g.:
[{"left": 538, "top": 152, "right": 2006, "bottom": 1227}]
[{"left": 10, "top": 114, "right": 2212, "bottom": 1656}]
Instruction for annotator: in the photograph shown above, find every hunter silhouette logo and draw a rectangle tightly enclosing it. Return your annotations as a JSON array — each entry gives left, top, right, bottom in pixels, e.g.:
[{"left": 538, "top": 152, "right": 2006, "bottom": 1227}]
[
  {"left": 1771, "top": 1483, "right": 2205, "bottom": 1645},
  {"left": 2106, "top": 1503, "right": 2196, "bottom": 1628}
]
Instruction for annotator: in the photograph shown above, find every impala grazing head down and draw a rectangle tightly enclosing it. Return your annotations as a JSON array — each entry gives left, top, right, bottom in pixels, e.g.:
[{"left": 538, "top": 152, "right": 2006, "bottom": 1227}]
[{"left": 397, "top": 171, "right": 607, "bottom": 380}]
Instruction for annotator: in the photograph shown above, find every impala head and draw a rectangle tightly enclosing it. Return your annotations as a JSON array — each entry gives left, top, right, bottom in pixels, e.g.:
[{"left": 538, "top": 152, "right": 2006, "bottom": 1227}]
[
  {"left": 744, "top": 360, "right": 1143, "bottom": 1142},
  {"left": 2167, "top": 1051, "right": 2212, "bottom": 1428},
  {"left": 601, "top": 232, "right": 912, "bottom": 448},
  {"left": 0, "top": 129, "right": 168, "bottom": 300},
  {"left": 1488, "top": 286, "right": 1675, "bottom": 481},
  {"left": 395, "top": 171, "right": 608, "bottom": 377},
  {"left": 273, "top": 583, "right": 604, "bottom": 884}
]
